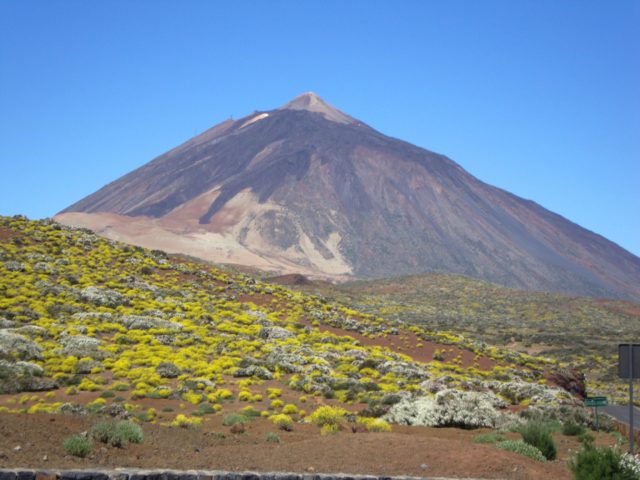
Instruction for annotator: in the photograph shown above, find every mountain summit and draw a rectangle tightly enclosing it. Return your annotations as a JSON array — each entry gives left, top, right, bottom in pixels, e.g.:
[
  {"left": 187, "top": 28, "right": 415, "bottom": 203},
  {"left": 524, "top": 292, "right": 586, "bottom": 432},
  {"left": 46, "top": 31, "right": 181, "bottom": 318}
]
[
  {"left": 279, "top": 92, "right": 356, "bottom": 124},
  {"left": 56, "top": 93, "right": 640, "bottom": 300}
]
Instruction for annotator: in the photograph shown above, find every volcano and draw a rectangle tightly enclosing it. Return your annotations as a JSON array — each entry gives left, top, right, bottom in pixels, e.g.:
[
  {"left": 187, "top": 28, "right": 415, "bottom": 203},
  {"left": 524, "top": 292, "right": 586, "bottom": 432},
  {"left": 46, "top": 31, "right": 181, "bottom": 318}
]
[{"left": 56, "top": 93, "right": 640, "bottom": 300}]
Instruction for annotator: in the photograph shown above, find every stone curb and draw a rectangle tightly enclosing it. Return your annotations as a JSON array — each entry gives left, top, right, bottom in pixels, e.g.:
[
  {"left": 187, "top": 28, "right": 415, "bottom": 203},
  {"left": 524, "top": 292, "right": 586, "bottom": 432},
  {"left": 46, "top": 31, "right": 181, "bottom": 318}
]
[{"left": 0, "top": 469, "right": 492, "bottom": 480}]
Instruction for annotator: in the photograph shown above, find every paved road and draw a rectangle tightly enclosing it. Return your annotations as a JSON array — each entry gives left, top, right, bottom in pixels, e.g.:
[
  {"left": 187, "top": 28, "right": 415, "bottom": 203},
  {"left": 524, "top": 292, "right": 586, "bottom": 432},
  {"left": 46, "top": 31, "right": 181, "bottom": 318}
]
[{"left": 602, "top": 405, "right": 640, "bottom": 431}]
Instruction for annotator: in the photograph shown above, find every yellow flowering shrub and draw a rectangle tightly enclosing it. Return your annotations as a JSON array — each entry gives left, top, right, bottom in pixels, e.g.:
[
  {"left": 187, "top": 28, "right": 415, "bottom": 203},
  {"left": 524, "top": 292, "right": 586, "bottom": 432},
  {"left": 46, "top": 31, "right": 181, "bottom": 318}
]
[{"left": 170, "top": 414, "right": 203, "bottom": 429}]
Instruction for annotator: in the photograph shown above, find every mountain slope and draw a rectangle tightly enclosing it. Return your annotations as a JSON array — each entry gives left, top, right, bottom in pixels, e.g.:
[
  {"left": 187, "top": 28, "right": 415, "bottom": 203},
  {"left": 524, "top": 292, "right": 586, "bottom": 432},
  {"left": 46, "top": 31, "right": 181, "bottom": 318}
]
[
  {"left": 311, "top": 272, "right": 640, "bottom": 402},
  {"left": 56, "top": 93, "right": 640, "bottom": 300},
  {"left": 0, "top": 215, "right": 588, "bottom": 478}
]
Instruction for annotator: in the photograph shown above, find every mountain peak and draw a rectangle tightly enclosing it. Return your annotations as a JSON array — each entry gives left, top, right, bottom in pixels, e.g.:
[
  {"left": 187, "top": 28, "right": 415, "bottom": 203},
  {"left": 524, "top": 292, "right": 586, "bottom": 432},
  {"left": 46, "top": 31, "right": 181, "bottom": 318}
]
[
  {"left": 56, "top": 94, "right": 640, "bottom": 301},
  {"left": 279, "top": 92, "right": 356, "bottom": 124}
]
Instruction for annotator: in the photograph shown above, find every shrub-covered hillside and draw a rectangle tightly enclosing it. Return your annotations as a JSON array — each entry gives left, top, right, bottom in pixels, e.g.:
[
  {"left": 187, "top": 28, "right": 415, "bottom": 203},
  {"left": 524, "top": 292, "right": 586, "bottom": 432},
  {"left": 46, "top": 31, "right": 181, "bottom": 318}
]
[
  {"left": 320, "top": 274, "right": 640, "bottom": 403},
  {"left": 0, "top": 215, "right": 587, "bottom": 431}
]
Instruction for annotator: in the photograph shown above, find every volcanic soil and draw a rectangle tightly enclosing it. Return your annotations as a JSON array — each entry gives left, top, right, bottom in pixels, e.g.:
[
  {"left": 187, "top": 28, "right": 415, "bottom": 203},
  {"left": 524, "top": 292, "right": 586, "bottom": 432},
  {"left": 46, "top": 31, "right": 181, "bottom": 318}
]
[{"left": 0, "top": 411, "right": 615, "bottom": 480}]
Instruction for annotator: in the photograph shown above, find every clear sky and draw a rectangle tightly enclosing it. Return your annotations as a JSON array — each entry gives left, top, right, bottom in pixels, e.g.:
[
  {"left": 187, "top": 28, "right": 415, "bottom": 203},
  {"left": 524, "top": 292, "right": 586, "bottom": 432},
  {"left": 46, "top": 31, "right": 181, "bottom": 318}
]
[{"left": 1, "top": 0, "right": 638, "bottom": 256}]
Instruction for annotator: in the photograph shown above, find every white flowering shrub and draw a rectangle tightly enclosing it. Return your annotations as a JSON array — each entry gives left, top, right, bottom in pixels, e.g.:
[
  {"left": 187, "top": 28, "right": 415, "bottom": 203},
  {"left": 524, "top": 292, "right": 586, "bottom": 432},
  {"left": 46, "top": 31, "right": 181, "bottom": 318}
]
[
  {"left": 620, "top": 453, "right": 640, "bottom": 477},
  {"left": 0, "top": 330, "right": 43, "bottom": 360},
  {"left": 490, "top": 381, "right": 571, "bottom": 406},
  {"left": 383, "top": 389, "right": 510, "bottom": 429},
  {"left": 497, "top": 440, "right": 546, "bottom": 461}
]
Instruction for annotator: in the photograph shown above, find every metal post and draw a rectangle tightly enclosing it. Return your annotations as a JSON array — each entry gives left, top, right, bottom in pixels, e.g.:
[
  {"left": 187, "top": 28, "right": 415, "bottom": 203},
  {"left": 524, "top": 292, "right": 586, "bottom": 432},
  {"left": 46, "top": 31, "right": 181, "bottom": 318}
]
[
  {"left": 630, "top": 344, "right": 634, "bottom": 454},
  {"left": 595, "top": 406, "right": 599, "bottom": 431}
]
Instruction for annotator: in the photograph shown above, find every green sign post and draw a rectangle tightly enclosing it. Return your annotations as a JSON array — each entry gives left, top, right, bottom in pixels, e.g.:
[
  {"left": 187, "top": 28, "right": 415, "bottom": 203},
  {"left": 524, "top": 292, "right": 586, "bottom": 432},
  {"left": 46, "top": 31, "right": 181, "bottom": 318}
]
[{"left": 585, "top": 396, "right": 608, "bottom": 431}]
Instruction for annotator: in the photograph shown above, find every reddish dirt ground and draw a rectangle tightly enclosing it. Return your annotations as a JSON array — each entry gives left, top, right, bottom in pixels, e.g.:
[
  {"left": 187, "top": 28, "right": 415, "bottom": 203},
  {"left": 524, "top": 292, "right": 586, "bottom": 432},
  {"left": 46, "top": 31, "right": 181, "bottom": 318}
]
[
  {"left": 296, "top": 316, "right": 496, "bottom": 371},
  {"left": 0, "top": 227, "right": 19, "bottom": 241},
  {"left": 0, "top": 412, "right": 604, "bottom": 480},
  {"left": 0, "top": 269, "right": 586, "bottom": 479},
  {"left": 237, "top": 290, "right": 498, "bottom": 371}
]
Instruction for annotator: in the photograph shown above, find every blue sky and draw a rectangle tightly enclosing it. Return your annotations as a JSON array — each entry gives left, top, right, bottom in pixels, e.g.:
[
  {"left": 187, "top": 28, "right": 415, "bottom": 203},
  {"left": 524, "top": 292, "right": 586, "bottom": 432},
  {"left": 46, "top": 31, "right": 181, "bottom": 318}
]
[{"left": 1, "top": 0, "right": 638, "bottom": 256}]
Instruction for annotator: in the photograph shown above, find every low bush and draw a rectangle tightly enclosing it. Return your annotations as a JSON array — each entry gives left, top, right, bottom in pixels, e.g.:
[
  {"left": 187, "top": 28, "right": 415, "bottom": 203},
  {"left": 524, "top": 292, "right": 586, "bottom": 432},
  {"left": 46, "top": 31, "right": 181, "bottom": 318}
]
[
  {"left": 90, "top": 421, "right": 122, "bottom": 447},
  {"left": 90, "top": 420, "right": 143, "bottom": 447},
  {"left": 269, "top": 414, "right": 294, "bottom": 431},
  {"left": 474, "top": 432, "right": 506, "bottom": 444},
  {"left": 270, "top": 399, "right": 284, "bottom": 409},
  {"left": 356, "top": 417, "right": 391, "bottom": 432},
  {"left": 170, "top": 414, "right": 202, "bottom": 429},
  {"left": 194, "top": 404, "right": 219, "bottom": 416},
  {"left": 282, "top": 404, "right": 299, "bottom": 414},
  {"left": 320, "top": 423, "right": 341, "bottom": 435},
  {"left": 518, "top": 421, "right": 557, "bottom": 460},
  {"left": 266, "top": 432, "right": 281, "bottom": 443},
  {"left": 222, "top": 414, "right": 249, "bottom": 426},
  {"left": 63, "top": 434, "right": 92, "bottom": 458},
  {"left": 620, "top": 453, "right": 640, "bottom": 478},
  {"left": 115, "top": 420, "right": 143, "bottom": 444},
  {"left": 569, "top": 445, "right": 637, "bottom": 480},
  {"left": 496, "top": 440, "right": 546, "bottom": 462},
  {"left": 578, "top": 432, "right": 595, "bottom": 446},
  {"left": 562, "top": 421, "right": 586, "bottom": 436},
  {"left": 240, "top": 406, "right": 261, "bottom": 417},
  {"left": 308, "top": 405, "right": 347, "bottom": 428}
]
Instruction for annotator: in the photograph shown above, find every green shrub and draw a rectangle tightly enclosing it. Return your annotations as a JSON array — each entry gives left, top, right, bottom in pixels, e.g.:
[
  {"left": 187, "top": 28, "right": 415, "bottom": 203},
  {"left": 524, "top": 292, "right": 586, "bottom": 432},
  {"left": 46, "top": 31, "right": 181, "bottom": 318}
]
[
  {"left": 90, "top": 420, "right": 143, "bottom": 447},
  {"left": 519, "top": 421, "right": 557, "bottom": 460},
  {"left": 222, "top": 414, "right": 249, "bottom": 426},
  {"left": 90, "top": 421, "right": 121, "bottom": 446},
  {"left": 563, "top": 421, "right": 586, "bottom": 436},
  {"left": 578, "top": 432, "right": 595, "bottom": 446},
  {"left": 474, "top": 432, "right": 507, "bottom": 444},
  {"left": 611, "top": 430, "right": 626, "bottom": 447},
  {"left": 569, "top": 445, "right": 637, "bottom": 480},
  {"left": 266, "top": 432, "right": 281, "bottom": 443},
  {"left": 115, "top": 420, "right": 143, "bottom": 444},
  {"left": 134, "top": 412, "right": 149, "bottom": 422},
  {"left": 193, "top": 404, "right": 218, "bottom": 416},
  {"left": 63, "top": 434, "right": 92, "bottom": 458},
  {"left": 497, "top": 440, "right": 546, "bottom": 462},
  {"left": 240, "top": 406, "right": 261, "bottom": 417}
]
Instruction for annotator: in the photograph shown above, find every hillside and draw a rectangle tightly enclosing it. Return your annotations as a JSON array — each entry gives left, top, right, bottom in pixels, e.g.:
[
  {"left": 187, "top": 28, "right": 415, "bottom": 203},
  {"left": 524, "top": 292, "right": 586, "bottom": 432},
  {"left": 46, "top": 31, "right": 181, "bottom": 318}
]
[
  {"left": 56, "top": 93, "right": 640, "bottom": 301},
  {"left": 293, "top": 274, "right": 640, "bottom": 402},
  {"left": 0, "top": 215, "right": 607, "bottom": 477}
]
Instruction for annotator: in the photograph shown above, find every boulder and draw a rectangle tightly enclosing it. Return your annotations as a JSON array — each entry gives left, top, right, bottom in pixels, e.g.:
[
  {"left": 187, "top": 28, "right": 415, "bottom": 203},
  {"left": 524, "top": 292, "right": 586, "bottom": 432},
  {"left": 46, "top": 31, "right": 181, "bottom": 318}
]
[{"left": 548, "top": 368, "right": 587, "bottom": 399}]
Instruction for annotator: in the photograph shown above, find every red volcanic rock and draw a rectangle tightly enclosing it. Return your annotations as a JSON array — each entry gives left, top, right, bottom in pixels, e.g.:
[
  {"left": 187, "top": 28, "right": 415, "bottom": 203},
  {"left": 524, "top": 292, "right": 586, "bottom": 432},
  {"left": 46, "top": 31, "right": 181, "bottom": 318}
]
[{"left": 549, "top": 368, "right": 587, "bottom": 399}]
